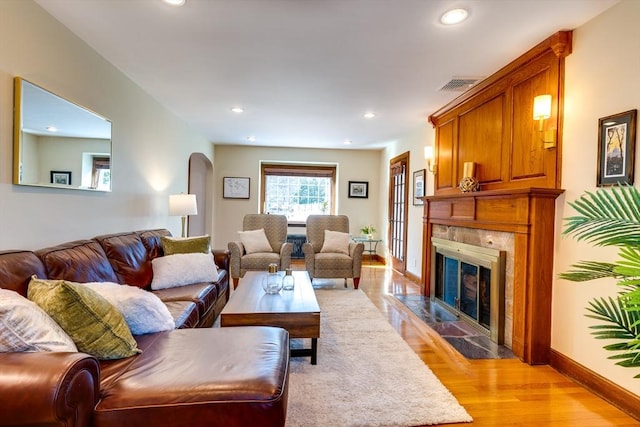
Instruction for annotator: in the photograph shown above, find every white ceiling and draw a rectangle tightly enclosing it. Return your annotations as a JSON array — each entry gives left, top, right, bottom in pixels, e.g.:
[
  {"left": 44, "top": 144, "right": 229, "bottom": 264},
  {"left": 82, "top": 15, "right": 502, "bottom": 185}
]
[{"left": 35, "top": 0, "right": 618, "bottom": 150}]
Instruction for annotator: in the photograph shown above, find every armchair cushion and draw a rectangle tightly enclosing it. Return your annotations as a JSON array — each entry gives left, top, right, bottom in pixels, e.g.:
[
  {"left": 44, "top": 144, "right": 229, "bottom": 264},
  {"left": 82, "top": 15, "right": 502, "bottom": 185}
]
[
  {"left": 320, "top": 230, "right": 350, "bottom": 255},
  {"left": 239, "top": 228, "right": 272, "bottom": 254},
  {"left": 0, "top": 288, "right": 77, "bottom": 353},
  {"left": 150, "top": 252, "right": 219, "bottom": 290},
  {"left": 161, "top": 235, "right": 210, "bottom": 255},
  {"left": 27, "top": 277, "right": 140, "bottom": 360}
]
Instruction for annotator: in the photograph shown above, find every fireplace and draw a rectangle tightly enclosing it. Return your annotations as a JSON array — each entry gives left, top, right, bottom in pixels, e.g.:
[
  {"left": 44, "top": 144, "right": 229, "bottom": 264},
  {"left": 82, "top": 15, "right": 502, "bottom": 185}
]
[{"left": 431, "top": 237, "right": 506, "bottom": 344}]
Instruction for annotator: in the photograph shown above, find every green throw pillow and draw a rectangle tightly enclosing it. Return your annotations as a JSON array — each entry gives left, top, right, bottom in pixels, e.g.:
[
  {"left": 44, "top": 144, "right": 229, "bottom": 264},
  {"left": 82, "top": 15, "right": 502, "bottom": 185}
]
[
  {"left": 161, "top": 235, "right": 210, "bottom": 255},
  {"left": 27, "top": 277, "right": 140, "bottom": 360}
]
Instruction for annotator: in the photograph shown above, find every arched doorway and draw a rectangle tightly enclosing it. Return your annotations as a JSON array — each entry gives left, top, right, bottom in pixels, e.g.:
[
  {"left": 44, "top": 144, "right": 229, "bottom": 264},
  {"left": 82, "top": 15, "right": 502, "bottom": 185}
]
[{"left": 188, "top": 153, "right": 213, "bottom": 237}]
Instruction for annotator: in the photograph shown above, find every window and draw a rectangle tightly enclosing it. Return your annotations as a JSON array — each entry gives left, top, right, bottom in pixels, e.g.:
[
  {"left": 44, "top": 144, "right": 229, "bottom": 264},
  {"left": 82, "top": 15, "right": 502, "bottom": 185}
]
[{"left": 261, "top": 164, "right": 336, "bottom": 223}]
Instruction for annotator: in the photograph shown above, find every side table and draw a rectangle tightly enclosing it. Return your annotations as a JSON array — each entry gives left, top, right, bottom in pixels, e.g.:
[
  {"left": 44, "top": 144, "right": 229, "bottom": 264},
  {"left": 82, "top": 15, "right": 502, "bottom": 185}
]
[{"left": 352, "top": 236, "right": 382, "bottom": 265}]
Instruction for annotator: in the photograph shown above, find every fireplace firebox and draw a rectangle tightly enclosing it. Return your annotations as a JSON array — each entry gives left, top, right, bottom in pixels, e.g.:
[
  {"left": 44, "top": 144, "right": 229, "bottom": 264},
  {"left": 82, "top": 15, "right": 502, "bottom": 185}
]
[{"left": 431, "top": 237, "right": 506, "bottom": 344}]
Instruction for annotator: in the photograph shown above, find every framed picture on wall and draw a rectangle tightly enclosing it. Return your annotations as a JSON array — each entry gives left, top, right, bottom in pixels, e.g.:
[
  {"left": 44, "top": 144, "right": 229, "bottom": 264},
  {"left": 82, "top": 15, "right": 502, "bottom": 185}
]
[
  {"left": 223, "top": 177, "right": 250, "bottom": 199},
  {"left": 597, "top": 109, "right": 637, "bottom": 186},
  {"left": 348, "top": 181, "right": 368, "bottom": 198},
  {"left": 413, "top": 169, "right": 425, "bottom": 205},
  {"left": 50, "top": 171, "right": 72, "bottom": 185}
]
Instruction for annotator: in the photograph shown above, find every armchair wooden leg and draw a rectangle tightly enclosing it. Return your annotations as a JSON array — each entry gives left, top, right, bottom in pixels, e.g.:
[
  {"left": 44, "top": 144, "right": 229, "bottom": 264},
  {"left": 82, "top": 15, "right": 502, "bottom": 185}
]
[
  {"left": 233, "top": 277, "right": 239, "bottom": 289},
  {"left": 353, "top": 277, "right": 360, "bottom": 289}
]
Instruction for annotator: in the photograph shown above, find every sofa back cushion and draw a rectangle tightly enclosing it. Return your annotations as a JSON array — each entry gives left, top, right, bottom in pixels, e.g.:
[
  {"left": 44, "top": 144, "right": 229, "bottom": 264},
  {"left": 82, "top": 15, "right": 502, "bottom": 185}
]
[
  {"left": 138, "top": 229, "right": 172, "bottom": 260},
  {"left": 0, "top": 250, "right": 47, "bottom": 296},
  {"left": 95, "top": 232, "right": 152, "bottom": 288},
  {"left": 36, "top": 240, "right": 118, "bottom": 283}
]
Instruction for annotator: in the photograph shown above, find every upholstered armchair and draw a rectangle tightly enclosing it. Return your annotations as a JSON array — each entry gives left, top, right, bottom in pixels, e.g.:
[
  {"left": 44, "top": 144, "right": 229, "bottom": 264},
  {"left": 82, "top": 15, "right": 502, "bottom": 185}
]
[
  {"left": 302, "top": 215, "right": 364, "bottom": 289},
  {"left": 228, "top": 214, "right": 293, "bottom": 288}
]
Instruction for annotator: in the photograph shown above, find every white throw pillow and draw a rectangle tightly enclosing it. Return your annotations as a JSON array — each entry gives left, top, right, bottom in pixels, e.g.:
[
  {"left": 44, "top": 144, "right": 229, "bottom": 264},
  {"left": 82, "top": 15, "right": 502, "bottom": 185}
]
[
  {"left": 82, "top": 282, "right": 175, "bottom": 335},
  {"left": 320, "top": 230, "right": 350, "bottom": 255},
  {"left": 0, "top": 288, "right": 77, "bottom": 352},
  {"left": 151, "top": 252, "right": 219, "bottom": 291},
  {"left": 239, "top": 228, "right": 273, "bottom": 254}
]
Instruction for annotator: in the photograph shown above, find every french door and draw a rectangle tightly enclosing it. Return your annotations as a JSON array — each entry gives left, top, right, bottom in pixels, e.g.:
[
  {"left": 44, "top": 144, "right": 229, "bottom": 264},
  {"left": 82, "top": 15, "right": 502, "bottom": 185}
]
[{"left": 388, "top": 152, "right": 409, "bottom": 274}]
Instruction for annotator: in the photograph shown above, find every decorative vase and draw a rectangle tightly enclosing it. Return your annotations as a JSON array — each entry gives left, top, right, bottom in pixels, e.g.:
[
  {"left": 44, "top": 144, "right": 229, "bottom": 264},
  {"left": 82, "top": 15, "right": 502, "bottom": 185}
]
[
  {"left": 459, "top": 176, "right": 480, "bottom": 192},
  {"left": 262, "top": 263, "right": 283, "bottom": 294},
  {"left": 282, "top": 268, "right": 295, "bottom": 290}
]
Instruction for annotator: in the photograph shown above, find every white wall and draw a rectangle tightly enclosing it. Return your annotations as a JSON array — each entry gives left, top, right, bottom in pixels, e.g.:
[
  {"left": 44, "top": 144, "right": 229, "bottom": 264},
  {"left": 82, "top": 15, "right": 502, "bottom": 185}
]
[
  {"left": 382, "top": 124, "right": 436, "bottom": 280},
  {"left": 0, "top": 1, "right": 213, "bottom": 250},
  {"left": 552, "top": 0, "right": 640, "bottom": 395},
  {"left": 212, "top": 145, "right": 382, "bottom": 251}
]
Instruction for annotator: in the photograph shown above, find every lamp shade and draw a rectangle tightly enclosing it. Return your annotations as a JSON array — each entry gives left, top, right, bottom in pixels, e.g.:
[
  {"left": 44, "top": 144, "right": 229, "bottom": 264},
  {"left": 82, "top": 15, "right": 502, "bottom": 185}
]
[
  {"left": 533, "top": 94, "right": 552, "bottom": 120},
  {"left": 169, "top": 194, "right": 197, "bottom": 216},
  {"left": 424, "top": 145, "right": 434, "bottom": 161}
]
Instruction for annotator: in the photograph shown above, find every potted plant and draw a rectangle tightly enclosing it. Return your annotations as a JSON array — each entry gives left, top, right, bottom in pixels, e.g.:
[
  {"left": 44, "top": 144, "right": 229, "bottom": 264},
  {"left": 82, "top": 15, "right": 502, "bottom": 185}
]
[
  {"left": 561, "top": 184, "right": 640, "bottom": 377},
  {"left": 360, "top": 224, "right": 376, "bottom": 240}
]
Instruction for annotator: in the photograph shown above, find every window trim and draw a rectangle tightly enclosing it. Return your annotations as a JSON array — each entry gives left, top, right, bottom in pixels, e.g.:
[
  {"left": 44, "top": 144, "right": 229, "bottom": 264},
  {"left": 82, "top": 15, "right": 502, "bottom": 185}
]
[{"left": 260, "top": 163, "right": 337, "bottom": 225}]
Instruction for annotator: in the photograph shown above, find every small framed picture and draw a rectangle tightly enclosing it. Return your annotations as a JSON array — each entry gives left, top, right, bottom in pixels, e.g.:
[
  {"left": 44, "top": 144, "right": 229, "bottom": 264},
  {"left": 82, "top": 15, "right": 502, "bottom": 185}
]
[
  {"left": 348, "top": 181, "right": 368, "bottom": 198},
  {"left": 597, "top": 109, "right": 637, "bottom": 186},
  {"left": 223, "top": 177, "right": 250, "bottom": 199},
  {"left": 413, "top": 169, "right": 425, "bottom": 205},
  {"left": 50, "top": 171, "right": 72, "bottom": 185}
]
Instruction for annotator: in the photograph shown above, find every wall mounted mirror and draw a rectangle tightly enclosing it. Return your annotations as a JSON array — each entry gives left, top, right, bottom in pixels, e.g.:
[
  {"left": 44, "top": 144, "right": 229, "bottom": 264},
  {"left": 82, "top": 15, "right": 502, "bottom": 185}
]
[{"left": 13, "top": 77, "right": 112, "bottom": 191}]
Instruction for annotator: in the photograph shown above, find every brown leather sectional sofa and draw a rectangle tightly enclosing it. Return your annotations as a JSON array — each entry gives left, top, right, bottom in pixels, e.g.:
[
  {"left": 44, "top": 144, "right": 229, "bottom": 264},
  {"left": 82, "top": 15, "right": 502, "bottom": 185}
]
[{"left": 0, "top": 229, "right": 290, "bottom": 427}]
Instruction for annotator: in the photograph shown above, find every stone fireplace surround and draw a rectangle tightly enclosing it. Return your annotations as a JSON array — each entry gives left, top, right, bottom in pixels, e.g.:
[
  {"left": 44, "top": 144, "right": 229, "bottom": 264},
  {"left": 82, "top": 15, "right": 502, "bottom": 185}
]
[{"left": 422, "top": 187, "right": 563, "bottom": 365}]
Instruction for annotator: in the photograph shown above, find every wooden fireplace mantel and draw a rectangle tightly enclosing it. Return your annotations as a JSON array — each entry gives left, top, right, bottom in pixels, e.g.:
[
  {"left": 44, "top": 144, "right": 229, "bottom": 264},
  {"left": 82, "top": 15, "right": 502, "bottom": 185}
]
[{"left": 421, "top": 187, "right": 564, "bottom": 364}]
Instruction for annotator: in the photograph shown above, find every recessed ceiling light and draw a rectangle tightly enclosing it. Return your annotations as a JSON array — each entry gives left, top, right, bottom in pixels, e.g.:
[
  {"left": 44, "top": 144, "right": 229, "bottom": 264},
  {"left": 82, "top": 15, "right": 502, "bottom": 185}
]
[
  {"left": 440, "top": 8, "right": 469, "bottom": 25},
  {"left": 344, "top": 140, "right": 352, "bottom": 145},
  {"left": 363, "top": 112, "right": 376, "bottom": 119},
  {"left": 163, "top": 0, "right": 186, "bottom": 6},
  {"left": 247, "top": 136, "right": 256, "bottom": 142},
  {"left": 46, "top": 126, "right": 57, "bottom": 132},
  {"left": 231, "top": 107, "right": 244, "bottom": 113}
]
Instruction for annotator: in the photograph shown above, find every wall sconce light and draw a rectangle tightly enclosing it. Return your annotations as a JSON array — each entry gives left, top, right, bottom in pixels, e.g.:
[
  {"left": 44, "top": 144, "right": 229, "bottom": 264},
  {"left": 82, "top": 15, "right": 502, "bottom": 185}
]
[
  {"left": 533, "top": 94, "right": 556, "bottom": 149},
  {"left": 424, "top": 146, "right": 437, "bottom": 175},
  {"left": 169, "top": 193, "right": 198, "bottom": 238}
]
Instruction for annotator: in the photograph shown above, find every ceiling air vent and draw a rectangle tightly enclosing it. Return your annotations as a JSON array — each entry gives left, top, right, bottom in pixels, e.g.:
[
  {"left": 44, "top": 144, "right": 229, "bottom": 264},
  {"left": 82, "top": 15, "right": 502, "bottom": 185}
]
[{"left": 439, "top": 77, "right": 483, "bottom": 92}]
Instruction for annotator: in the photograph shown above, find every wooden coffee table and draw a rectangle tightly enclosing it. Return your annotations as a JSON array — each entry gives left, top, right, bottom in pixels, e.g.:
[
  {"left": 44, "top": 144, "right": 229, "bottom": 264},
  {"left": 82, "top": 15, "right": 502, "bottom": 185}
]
[{"left": 220, "top": 270, "right": 321, "bottom": 364}]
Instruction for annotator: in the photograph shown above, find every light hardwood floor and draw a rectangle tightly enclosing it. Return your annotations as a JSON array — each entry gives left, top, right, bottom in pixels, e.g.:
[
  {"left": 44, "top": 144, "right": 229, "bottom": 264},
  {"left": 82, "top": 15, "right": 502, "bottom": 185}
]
[{"left": 294, "top": 261, "right": 639, "bottom": 426}]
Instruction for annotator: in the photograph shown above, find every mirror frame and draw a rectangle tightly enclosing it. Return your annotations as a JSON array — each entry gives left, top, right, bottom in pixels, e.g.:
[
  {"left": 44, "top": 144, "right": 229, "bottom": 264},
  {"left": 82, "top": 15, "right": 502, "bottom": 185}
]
[{"left": 13, "top": 77, "right": 113, "bottom": 191}]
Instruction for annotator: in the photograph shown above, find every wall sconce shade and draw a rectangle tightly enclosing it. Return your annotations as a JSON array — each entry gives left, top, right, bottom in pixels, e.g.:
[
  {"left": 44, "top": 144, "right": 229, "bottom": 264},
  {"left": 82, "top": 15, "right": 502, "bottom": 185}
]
[
  {"left": 424, "top": 146, "right": 437, "bottom": 175},
  {"left": 169, "top": 194, "right": 198, "bottom": 237},
  {"left": 532, "top": 94, "right": 556, "bottom": 149}
]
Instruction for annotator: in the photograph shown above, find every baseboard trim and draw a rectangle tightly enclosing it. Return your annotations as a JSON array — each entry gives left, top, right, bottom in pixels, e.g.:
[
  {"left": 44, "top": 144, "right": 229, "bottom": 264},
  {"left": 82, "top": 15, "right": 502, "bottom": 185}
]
[
  {"left": 404, "top": 270, "right": 421, "bottom": 285},
  {"left": 549, "top": 349, "right": 640, "bottom": 421}
]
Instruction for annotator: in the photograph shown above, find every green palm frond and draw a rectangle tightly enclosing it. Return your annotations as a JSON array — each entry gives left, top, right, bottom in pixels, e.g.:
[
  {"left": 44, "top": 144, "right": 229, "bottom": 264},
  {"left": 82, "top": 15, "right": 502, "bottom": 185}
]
[
  {"left": 586, "top": 297, "right": 640, "bottom": 371},
  {"left": 563, "top": 184, "right": 640, "bottom": 247},
  {"left": 559, "top": 261, "right": 618, "bottom": 282}
]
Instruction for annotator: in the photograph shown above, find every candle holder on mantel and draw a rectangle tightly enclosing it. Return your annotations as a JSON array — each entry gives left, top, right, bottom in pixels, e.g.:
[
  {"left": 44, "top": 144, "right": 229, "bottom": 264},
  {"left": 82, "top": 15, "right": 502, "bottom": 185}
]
[{"left": 459, "top": 161, "right": 480, "bottom": 193}]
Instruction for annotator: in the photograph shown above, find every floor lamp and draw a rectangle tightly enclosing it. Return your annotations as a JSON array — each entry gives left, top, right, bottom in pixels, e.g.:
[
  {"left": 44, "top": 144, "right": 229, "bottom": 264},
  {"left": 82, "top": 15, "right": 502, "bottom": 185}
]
[{"left": 169, "top": 194, "right": 198, "bottom": 238}]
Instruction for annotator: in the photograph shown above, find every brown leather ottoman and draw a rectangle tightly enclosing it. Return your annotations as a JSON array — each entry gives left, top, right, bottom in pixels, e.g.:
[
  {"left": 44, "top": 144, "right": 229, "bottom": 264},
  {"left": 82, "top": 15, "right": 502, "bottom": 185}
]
[{"left": 95, "top": 327, "right": 289, "bottom": 427}]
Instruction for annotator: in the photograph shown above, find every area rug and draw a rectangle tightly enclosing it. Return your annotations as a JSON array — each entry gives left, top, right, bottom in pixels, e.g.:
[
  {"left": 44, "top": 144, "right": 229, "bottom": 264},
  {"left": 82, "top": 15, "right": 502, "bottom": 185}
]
[{"left": 285, "top": 288, "right": 472, "bottom": 426}]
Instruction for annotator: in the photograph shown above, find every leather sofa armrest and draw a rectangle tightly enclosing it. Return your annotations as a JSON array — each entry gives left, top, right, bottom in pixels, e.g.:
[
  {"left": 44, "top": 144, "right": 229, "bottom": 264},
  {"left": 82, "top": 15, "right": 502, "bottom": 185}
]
[
  {"left": 0, "top": 352, "right": 100, "bottom": 427},
  {"left": 212, "top": 249, "right": 230, "bottom": 272}
]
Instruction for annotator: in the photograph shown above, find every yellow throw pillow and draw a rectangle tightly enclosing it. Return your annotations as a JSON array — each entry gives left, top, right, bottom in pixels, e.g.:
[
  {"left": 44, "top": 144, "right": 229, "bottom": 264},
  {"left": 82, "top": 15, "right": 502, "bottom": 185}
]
[
  {"left": 161, "top": 235, "right": 210, "bottom": 255},
  {"left": 27, "top": 277, "right": 140, "bottom": 360}
]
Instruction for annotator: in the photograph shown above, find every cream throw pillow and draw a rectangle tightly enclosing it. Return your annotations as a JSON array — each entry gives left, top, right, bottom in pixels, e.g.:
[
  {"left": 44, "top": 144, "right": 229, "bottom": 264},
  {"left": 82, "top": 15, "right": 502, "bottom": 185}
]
[
  {"left": 0, "top": 288, "right": 77, "bottom": 353},
  {"left": 150, "top": 252, "right": 219, "bottom": 290},
  {"left": 320, "top": 230, "right": 350, "bottom": 255},
  {"left": 239, "top": 228, "right": 273, "bottom": 254},
  {"left": 82, "top": 282, "right": 175, "bottom": 335}
]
